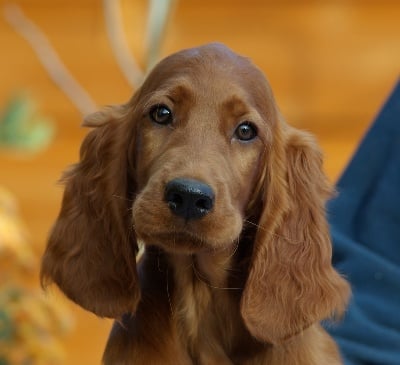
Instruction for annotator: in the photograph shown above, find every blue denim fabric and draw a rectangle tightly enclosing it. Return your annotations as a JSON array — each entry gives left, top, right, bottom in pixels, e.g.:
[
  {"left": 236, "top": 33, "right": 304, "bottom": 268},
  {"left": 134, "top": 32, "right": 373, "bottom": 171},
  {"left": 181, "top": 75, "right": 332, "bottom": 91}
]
[{"left": 327, "top": 81, "right": 400, "bottom": 365}]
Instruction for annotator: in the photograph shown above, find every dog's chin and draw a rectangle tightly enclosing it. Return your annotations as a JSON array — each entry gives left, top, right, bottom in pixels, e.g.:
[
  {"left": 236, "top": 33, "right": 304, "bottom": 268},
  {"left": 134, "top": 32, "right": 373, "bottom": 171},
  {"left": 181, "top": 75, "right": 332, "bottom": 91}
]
[{"left": 136, "top": 229, "right": 235, "bottom": 255}]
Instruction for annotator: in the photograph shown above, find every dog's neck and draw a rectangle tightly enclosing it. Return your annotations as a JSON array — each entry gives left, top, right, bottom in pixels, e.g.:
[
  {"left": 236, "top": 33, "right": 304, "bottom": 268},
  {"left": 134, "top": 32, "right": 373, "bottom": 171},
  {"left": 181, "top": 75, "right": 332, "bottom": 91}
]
[
  {"left": 167, "top": 248, "right": 238, "bottom": 322},
  {"left": 165, "top": 247, "right": 249, "bottom": 361},
  {"left": 190, "top": 249, "right": 236, "bottom": 288},
  {"left": 140, "top": 230, "right": 259, "bottom": 361},
  {"left": 166, "top": 224, "right": 255, "bottom": 290}
]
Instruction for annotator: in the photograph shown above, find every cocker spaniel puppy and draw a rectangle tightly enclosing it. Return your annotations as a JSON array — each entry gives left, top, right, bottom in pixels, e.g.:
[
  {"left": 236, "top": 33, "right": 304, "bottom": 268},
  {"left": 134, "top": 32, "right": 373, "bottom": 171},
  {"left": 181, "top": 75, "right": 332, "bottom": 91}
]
[{"left": 41, "top": 43, "right": 350, "bottom": 365}]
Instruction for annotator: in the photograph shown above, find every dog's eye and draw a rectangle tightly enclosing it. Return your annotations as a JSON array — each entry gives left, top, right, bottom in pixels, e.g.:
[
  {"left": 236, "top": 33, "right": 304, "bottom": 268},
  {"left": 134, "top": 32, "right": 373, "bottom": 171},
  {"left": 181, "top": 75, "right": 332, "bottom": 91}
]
[
  {"left": 234, "top": 122, "right": 258, "bottom": 141},
  {"left": 149, "top": 105, "right": 173, "bottom": 125}
]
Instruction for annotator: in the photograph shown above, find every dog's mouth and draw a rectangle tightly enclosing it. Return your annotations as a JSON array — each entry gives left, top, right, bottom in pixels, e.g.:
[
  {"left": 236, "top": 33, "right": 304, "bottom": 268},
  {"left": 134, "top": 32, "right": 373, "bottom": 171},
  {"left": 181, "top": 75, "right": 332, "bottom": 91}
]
[
  {"left": 132, "top": 178, "right": 244, "bottom": 253},
  {"left": 136, "top": 227, "right": 212, "bottom": 254},
  {"left": 133, "top": 205, "right": 243, "bottom": 254},
  {"left": 135, "top": 202, "right": 241, "bottom": 248}
]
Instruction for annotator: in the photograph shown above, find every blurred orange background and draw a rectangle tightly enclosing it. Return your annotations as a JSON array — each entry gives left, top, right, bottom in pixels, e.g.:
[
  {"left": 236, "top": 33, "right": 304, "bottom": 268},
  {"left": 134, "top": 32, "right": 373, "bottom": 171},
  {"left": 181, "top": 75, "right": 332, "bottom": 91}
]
[{"left": 0, "top": 0, "right": 399, "bottom": 364}]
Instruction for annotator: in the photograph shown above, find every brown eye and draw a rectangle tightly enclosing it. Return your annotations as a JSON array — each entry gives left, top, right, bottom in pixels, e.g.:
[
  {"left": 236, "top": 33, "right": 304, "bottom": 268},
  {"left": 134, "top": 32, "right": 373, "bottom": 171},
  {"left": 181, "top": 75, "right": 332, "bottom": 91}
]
[
  {"left": 149, "top": 104, "right": 173, "bottom": 125},
  {"left": 234, "top": 122, "right": 257, "bottom": 141}
]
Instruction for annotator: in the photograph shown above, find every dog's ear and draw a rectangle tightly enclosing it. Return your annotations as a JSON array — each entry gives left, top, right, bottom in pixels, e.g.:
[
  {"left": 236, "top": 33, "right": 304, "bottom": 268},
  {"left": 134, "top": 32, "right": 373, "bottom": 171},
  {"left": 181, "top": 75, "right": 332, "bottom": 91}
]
[
  {"left": 41, "top": 104, "right": 140, "bottom": 318},
  {"left": 241, "top": 125, "right": 350, "bottom": 344}
]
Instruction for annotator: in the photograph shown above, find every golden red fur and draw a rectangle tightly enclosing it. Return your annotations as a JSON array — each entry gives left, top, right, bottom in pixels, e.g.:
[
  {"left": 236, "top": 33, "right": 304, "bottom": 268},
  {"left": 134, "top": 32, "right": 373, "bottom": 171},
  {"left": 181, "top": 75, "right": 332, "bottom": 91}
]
[{"left": 41, "top": 43, "right": 350, "bottom": 364}]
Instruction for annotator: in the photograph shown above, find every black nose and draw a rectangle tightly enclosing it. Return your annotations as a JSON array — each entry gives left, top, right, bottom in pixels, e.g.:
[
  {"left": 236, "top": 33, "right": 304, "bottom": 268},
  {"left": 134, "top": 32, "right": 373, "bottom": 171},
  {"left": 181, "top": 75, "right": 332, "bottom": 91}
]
[{"left": 165, "top": 178, "right": 215, "bottom": 220}]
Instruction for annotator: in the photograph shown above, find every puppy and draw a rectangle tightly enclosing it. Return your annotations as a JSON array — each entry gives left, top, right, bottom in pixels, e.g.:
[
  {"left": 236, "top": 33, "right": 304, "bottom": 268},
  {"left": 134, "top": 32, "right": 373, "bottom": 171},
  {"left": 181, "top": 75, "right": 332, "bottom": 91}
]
[{"left": 41, "top": 43, "right": 350, "bottom": 364}]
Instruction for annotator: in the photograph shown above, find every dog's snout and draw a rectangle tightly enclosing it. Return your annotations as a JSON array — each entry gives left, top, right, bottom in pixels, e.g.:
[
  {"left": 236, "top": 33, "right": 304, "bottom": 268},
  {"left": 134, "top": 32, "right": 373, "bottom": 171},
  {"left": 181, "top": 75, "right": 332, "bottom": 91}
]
[{"left": 165, "top": 178, "right": 215, "bottom": 220}]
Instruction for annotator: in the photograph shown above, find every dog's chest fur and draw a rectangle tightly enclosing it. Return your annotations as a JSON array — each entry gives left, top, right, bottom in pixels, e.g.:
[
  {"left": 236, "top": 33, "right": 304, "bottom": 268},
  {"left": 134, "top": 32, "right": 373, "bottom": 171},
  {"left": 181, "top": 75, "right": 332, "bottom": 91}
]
[{"left": 168, "top": 253, "right": 263, "bottom": 364}]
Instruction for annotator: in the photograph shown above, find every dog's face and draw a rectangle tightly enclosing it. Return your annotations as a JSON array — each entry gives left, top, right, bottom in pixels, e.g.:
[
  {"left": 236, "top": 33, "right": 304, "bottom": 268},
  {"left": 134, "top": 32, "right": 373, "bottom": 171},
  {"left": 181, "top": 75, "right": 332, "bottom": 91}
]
[
  {"left": 41, "top": 43, "right": 349, "bottom": 343},
  {"left": 131, "top": 44, "right": 276, "bottom": 253}
]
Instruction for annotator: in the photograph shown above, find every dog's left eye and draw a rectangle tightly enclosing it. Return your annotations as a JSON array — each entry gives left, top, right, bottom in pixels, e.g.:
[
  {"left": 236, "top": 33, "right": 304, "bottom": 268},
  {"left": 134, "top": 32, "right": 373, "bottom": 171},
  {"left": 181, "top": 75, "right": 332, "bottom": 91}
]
[
  {"left": 149, "top": 104, "right": 173, "bottom": 125},
  {"left": 234, "top": 122, "right": 258, "bottom": 141}
]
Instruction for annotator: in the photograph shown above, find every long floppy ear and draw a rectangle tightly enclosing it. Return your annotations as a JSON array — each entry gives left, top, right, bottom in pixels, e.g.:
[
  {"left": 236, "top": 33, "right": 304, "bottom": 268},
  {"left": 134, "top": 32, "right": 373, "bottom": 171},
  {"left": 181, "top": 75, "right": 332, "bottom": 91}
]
[
  {"left": 241, "top": 124, "right": 350, "bottom": 344},
  {"left": 41, "top": 105, "right": 140, "bottom": 318}
]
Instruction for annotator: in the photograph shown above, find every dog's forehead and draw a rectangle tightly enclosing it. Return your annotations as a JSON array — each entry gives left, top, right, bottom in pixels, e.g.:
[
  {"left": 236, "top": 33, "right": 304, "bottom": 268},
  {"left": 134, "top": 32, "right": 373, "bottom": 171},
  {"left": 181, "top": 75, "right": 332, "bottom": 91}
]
[
  {"left": 142, "top": 44, "right": 274, "bottom": 111},
  {"left": 159, "top": 45, "right": 260, "bottom": 84}
]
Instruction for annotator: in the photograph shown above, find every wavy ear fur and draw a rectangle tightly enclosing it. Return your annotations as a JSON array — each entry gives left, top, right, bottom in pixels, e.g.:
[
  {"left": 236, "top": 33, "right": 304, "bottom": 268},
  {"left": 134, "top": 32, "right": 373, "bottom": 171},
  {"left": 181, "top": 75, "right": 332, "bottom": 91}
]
[
  {"left": 41, "top": 105, "right": 140, "bottom": 318},
  {"left": 241, "top": 124, "right": 350, "bottom": 344}
]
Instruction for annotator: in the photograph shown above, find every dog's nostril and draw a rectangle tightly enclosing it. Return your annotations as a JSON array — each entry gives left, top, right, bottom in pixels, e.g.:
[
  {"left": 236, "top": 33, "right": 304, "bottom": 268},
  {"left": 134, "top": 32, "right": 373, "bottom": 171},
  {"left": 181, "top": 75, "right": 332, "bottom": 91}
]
[
  {"left": 196, "top": 197, "right": 212, "bottom": 211},
  {"left": 165, "top": 178, "right": 215, "bottom": 220},
  {"left": 168, "top": 193, "right": 184, "bottom": 210}
]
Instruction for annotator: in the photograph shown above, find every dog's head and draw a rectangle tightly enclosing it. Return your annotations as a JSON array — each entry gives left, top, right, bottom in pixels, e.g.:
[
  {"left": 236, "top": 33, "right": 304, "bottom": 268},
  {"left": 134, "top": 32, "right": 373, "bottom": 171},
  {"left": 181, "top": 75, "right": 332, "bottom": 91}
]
[
  {"left": 131, "top": 44, "right": 275, "bottom": 253},
  {"left": 41, "top": 43, "right": 349, "bottom": 344}
]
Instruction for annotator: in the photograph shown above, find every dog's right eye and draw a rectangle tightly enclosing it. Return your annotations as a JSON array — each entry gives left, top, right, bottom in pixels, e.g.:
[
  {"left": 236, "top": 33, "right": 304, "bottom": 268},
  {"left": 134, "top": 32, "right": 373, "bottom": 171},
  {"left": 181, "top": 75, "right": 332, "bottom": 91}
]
[{"left": 149, "top": 105, "right": 173, "bottom": 125}]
